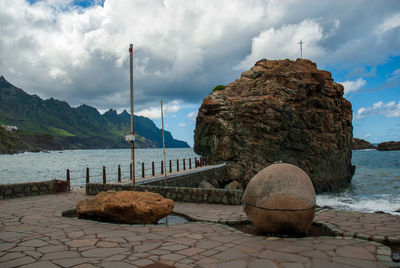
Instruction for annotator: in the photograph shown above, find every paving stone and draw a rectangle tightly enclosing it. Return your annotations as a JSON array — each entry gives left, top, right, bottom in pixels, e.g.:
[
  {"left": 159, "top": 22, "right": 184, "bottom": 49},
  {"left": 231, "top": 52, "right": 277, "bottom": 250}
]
[
  {"left": 205, "top": 259, "right": 247, "bottom": 268},
  {"left": 81, "top": 248, "right": 128, "bottom": 258},
  {"left": 97, "top": 241, "right": 118, "bottom": 248},
  {"left": 196, "top": 240, "right": 222, "bottom": 249},
  {"left": 104, "top": 254, "right": 127, "bottom": 261},
  {"left": 99, "top": 261, "right": 137, "bottom": 268},
  {"left": 259, "top": 250, "right": 309, "bottom": 263},
  {"left": 312, "top": 258, "right": 352, "bottom": 268},
  {"left": 332, "top": 256, "right": 385, "bottom": 268},
  {"left": 53, "top": 257, "right": 100, "bottom": 267},
  {"left": 38, "top": 245, "right": 66, "bottom": 253},
  {"left": 159, "top": 244, "right": 188, "bottom": 251},
  {"left": 248, "top": 259, "right": 279, "bottom": 268},
  {"left": 176, "top": 247, "right": 205, "bottom": 256},
  {"left": 19, "top": 239, "right": 49, "bottom": 247},
  {"left": 66, "top": 239, "right": 98, "bottom": 248},
  {"left": 0, "top": 243, "right": 16, "bottom": 251},
  {"left": 0, "top": 252, "right": 25, "bottom": 262},
  {"left": 0, "top": 256, "right": 36, "bottom": 268},
  {"left": 336, "top": 246, "right": 376, "bottom": 260},
  {"left": 281, "top": 263, "right": 305, "bottom": 268},
  {"left": 130, "top": 258, "right": 154, "bottom": 266},
  {"left": 20, "top": 260, "right": 60, "bottom": 268},
  {"left": 41, "top": 251, "right": 81, "bottom": 260},
  {"left": 213, "top": 248, "right": 248, "bottom": 261},
  {"left": 160, "top": 253, "right": 186, "bottom": 261}
]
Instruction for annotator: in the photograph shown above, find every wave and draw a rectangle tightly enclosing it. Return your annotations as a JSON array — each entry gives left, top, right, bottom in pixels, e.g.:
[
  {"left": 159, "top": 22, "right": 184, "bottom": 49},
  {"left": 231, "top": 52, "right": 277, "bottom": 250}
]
[{"left": 317, "top": 194, "right": 400, "bottom": 215}]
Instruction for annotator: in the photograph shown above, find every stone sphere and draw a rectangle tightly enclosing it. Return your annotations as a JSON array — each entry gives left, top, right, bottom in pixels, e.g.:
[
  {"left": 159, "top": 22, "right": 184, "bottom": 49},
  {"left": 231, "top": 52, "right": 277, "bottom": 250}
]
[{"left": 242, "top": 163, "right": 316, "bottom": 234}]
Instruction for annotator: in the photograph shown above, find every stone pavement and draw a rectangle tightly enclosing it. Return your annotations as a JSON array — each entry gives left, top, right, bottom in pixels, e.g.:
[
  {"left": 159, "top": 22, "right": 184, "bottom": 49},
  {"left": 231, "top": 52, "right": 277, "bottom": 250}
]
[
  {"left": 0, "top": 190, "right": 399, "bottom": 268},
  {"left": 314, "top": 209, "right": 400, "bottom": 243}
]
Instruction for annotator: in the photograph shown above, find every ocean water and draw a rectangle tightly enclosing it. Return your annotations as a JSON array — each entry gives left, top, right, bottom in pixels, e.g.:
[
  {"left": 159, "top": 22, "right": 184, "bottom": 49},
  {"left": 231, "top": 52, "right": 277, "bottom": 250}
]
[
  {"left": 0, "top": 148, "right": 399, "bottom": 214},
  {"left": 317, "top": 149, "right": 400, "bottom": 215},
  {"left": 0, "top": 148, "right": 200, "bottom": 187}
]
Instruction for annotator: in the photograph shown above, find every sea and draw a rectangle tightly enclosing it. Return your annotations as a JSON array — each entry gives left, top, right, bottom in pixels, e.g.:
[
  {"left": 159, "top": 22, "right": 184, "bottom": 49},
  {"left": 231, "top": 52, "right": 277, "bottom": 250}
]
[{"left": 0, "top": 148, "right": 399, "bottom": 215}]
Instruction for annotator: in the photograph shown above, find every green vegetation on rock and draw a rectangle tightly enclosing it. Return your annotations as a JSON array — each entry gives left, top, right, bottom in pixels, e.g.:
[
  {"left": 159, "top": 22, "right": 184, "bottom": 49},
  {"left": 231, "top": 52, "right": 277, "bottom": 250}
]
[{"left": 212, "top": 85, "right": 226, "bottom": 92}]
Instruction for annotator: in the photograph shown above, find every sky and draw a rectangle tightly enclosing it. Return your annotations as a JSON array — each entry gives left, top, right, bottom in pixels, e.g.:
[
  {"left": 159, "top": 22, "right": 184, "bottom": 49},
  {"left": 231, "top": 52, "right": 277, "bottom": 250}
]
[{"left": 0, "top": 0, "right": 399, "bottom": 146}]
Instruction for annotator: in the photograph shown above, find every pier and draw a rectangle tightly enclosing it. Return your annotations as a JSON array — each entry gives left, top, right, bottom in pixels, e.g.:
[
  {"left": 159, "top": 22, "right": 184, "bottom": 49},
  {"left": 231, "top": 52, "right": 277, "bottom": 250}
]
[{"left": 66, "top": 157, "right": 208, "bottom": 188}]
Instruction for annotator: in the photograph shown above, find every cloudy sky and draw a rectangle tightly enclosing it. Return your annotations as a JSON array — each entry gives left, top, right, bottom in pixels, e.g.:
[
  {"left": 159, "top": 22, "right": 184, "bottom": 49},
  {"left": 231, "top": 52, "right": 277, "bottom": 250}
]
[{"left": 0, "top": 0, "right": 399, "bottom": 146}]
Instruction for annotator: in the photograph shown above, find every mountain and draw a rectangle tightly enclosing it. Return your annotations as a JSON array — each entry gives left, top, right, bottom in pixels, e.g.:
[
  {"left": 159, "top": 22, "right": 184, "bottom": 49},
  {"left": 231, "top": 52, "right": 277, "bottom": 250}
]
[{"left": 0, "top": 76, "right": 189, "bottom": 153}]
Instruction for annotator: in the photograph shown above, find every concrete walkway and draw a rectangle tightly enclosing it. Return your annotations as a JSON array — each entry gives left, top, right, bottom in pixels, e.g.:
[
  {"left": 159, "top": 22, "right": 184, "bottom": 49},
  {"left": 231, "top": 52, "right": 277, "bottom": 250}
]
[{"left": 0, "top": 190, "right": 399, "bottom": 268}]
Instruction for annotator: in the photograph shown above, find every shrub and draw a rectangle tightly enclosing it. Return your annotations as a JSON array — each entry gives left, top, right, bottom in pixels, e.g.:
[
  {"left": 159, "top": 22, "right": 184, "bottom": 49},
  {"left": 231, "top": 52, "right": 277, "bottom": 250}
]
[{"left": 212, "top": 85, "right": 226, "bottom": 92}]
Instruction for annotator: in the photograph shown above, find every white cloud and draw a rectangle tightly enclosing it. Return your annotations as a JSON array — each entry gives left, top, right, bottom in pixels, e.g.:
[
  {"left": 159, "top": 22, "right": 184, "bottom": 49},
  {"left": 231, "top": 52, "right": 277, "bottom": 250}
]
[
  {"left": 236, "top": 19, "right": 328, "bottom": 69},
  {"left": 136, "top": 106, "right": 161, "bottom": 119},
  {"left": 187, "top": 111, "right": 197, "bottom": 122},
  {"left": 136, "top": 100, "right": 191, "bottom": 119},
  {"left": 355, "top": 100, "right": 400, "bottom": 120},
  {"left": 340, "top": 78, "right": 367, "bottom": 95},
  {"left": 0, "top": 0, "right": 399, "bottom": 111},
  {"left": 376, "top": 12, "right": 400, "bottom": 34},
  {"left": 178, "top": 122, "right": 186, "bottom": 127},
  {"left": 363, "top": 133, "right": 371, "bottom": 138}
]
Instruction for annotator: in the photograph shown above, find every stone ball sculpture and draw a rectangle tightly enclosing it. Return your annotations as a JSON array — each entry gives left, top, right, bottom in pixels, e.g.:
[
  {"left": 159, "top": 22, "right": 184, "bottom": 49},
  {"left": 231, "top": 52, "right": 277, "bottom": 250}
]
[{"left": 242, "top": 163, "right": 316, "bottom": 234}]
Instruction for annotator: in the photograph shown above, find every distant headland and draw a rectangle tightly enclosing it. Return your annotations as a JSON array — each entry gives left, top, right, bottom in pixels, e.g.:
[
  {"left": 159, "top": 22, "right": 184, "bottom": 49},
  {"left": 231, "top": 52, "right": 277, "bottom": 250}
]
[{"left": 0, "top": 76, "right": 189, "bottom": 154}]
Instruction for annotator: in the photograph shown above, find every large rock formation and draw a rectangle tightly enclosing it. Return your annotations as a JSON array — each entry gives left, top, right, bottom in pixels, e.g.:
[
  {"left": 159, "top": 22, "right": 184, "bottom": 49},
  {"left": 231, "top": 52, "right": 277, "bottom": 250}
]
[
  {"left": 352, "top": 138, "right": 375, "bottom": 150},
  {"left": 76, "top": 190, "right": 174, "bottom": 224},
  {"left": 194, "top": 59, "right": 354, "bottom": 193},
  {"left": 377, "top": 141, "right": 400, "bottom": 151}
]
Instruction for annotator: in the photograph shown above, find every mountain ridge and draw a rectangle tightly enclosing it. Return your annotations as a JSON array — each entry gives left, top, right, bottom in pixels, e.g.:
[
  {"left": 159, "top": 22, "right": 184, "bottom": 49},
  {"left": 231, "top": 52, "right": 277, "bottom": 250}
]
[{"left": 0, "top": 75, "right": 189, "bottom": 153}]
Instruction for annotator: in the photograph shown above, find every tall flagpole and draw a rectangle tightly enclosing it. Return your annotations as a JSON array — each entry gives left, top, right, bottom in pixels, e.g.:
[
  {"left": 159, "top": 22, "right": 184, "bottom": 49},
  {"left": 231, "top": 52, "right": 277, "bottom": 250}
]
[
  {"left": 161, "top": 100, "right": 168, "bottom": 186},
  {"left": 129, "top": 44, "right": 135, "bottom": 185}
]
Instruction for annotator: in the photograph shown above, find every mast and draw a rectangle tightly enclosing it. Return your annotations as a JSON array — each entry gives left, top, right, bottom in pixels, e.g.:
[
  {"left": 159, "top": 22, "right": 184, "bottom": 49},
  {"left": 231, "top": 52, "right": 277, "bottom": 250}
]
[{"left": 129, "top": 44, "right": 135, "bottom": 184}]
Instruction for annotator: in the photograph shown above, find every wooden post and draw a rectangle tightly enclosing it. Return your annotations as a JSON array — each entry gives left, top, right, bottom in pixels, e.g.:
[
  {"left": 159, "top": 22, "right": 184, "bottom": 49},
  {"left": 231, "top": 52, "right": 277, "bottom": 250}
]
[
  {"left": 195, "top": 157, "right": 197, "bottom": 167},
  {"left": 118, "top": 165, "right": 121, "bottom": 182},
  {"left": 183, "top": 159, "right": 186, "bottom": 170},
  {"left": 177, "top": 159, "right": 179, "bottom": 172},
  {"left": 66, "top": 169, "right": 70, "bottom": 191},
  {"left": 86, "top": 167, "right": 89, "bottom": 184},
  {"left": 103, "top": 166, "right": 106, "bottom": 184},
  {"left": 130, "top": 163, "right": 132, "bottom": 181},
  {"left": 142, "top": 162, "right": 145, "bottom": 178},
  {"left": 200, "top": 157, "right": 203, "bottom": 167},
  {"left": 169, "top": 160, "right": 172, "bottom": 173},
  {"left": 189, "top": 158, "right": 192, "bottom": 169},
  {"left": 152, "top": 161, "right": 155, "bottom": 176},
  {"left": 161, "top": 161, "right": 164, "bottom": 174}
]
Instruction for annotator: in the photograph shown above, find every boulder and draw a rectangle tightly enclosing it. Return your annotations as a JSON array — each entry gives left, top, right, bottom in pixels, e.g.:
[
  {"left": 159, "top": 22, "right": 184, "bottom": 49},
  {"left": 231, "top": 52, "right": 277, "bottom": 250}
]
[
  {"left": 197, "top": 180, "right": 216, "bottom": 189},
  {"left": 242, "top": 163, "right": 316, "bottom": 234},
  {"left": 377, "top": 141, "right": 400, "bottom": 151},
  {"left": 224, "top": 180, "right": 243, "bottom": 190},
  {"left": 208, "top": 178, "right": 220, "bottom": 188},
  {"left": 76, "top": 190, "right": 174, "bottom": 224},
  {"left": 194, "top": 59, "right": 354, "bottom": 193},
  {"left": 352, "top": 138, "right": 375, "bottom": 150}
]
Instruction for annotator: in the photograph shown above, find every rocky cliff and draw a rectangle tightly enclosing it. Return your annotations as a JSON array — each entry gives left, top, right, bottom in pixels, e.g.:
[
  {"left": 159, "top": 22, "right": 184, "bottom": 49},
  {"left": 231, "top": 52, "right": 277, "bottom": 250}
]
[
  {"left": 352, "top": 138, "right": 375, "bottom": 150},
  {"left": 194, "top": 59, "right": 354, "bottom": 193}
]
